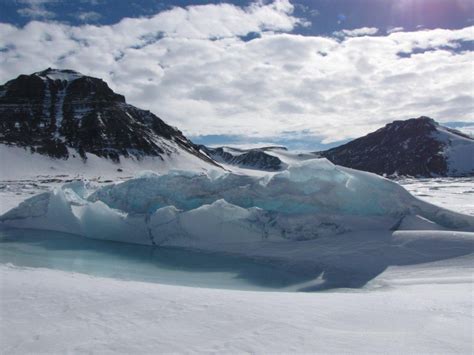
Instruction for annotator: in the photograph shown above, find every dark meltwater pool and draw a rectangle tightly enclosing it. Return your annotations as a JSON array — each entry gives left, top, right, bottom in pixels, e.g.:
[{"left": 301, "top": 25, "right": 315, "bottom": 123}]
[{"left": 0, "top": 227, "right": 312, "bottom": 291}]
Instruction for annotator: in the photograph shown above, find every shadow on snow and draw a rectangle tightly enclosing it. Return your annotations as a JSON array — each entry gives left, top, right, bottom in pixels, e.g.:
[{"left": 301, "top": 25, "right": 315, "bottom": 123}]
[{"left": 0, "top": 227, "right": 473, "bottom": 292}]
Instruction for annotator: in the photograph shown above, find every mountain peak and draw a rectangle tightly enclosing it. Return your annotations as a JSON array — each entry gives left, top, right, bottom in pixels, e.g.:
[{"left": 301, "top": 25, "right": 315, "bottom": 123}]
[
  {"left": 34, "top": 68, "right": 85, "bottom": 82},
  {"left": 199, "top": 145, "right": 285, "bottom": 171},
  {"left": 318, "top": 116, "right": 473, "bottom": 177},
  {"left": 384, "top": 116, "right": 437, "bottom": 130},
  {"left": 0, "top": 69, "right": 219, "bottom": 168}
]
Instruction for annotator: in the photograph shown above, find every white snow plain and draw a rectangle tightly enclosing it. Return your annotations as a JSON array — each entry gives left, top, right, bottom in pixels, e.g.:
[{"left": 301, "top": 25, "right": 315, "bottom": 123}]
[
  {"left": 1, "top": 256, "right": 472, "bottom": 354},
  {"left": 0, "top": 148, "right": 473, "bottom": 353},
  {"left": 399, "top": 177, "right": 474, "bottom": 216}
]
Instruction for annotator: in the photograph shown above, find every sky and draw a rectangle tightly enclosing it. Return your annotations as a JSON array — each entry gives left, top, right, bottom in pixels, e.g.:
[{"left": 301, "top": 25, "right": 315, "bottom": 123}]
[{"left": 0, "top": 0, "right": 473, "bottom": 150}]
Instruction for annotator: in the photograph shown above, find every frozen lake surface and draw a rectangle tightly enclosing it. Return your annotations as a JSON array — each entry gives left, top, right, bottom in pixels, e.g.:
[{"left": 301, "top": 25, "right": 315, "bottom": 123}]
[
  {"left": 398, "top": 177, "right": 474, "bottom": 215},
  {"left": 0, "top": 227, "right": 312, "bottom": 292},
  {"left": 0, "top": 173, "right": 473, "bottom": 353}
]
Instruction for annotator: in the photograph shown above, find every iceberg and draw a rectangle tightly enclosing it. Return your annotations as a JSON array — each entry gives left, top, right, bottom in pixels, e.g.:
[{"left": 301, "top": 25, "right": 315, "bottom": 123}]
[{"left": 1, "top": 159, "right": 474, "bottom": 247}]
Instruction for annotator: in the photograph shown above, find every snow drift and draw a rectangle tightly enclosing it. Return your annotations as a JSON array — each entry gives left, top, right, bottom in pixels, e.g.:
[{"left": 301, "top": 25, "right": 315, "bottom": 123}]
[{"left": 2, "top": 158, "right": 474, "bottom": 248}]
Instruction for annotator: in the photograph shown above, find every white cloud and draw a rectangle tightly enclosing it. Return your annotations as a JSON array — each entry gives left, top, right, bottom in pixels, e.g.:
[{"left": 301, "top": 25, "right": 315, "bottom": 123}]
[
  {"left": 17, "top": 0, "right": 56, "bottom": 19},
  {"left": 80, "top": 0, "right": 105, "bottom": 5},
  {"left": 294, "top": 3, "right": 320, "bottom": 17},
  {"left": 455, "top": 125, "right": 474, "bottom": 137},
  {"left": 76, "top": 11, "right": 102, "bottom": 22},
  {"left": 387, "top": 26, "right": 404, "bottom": 34},
  {"left": 1, "top": 1, "right": 473, "bottom": 144},
  {"left": 333, "top": 27, "right": 379, "bottom": 37}
]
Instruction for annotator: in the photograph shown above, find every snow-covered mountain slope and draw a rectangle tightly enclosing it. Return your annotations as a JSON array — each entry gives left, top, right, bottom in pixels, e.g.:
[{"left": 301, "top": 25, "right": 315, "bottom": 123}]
[
  {"left": 0, "top": 68, "right": 219, "bottom": 168},
  {"left": 434, "top": 124, "right": 474, "bottom": 175},
  {"left": 197, "top": 145, "right": 321, "bottom": 175},
  {"left": 0, "top": 144, "right": 216, "bottom": 180},
  {"left": 316, "top": 116, "right": 474, "bottom": 177}
]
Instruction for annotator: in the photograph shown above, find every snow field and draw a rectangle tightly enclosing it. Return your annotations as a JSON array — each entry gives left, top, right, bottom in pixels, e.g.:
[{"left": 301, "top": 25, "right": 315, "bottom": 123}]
[{"left": 1, "top": 261, "right": 472, "bottom": 354}]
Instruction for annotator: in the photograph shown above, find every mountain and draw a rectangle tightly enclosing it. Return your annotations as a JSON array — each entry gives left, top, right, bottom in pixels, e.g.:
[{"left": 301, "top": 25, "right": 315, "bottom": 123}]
[
  {"left": 0, "top": 68, "right": 218, "bottom": 168},
  {"left": 198, "top": 146, "right": 287, "bottom": 171},
  {"left": 316, "top": 117, "right": 474, "bottom": 177}
]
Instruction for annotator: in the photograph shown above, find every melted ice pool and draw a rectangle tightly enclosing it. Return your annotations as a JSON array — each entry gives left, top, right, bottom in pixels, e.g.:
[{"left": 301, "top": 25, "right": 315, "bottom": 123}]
[{"left": 0, "top": 228, "right": 311, "bottom": 291}]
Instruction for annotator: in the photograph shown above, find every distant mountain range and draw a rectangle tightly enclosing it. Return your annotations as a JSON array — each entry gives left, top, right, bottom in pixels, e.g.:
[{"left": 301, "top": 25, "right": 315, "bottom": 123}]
[
  {"left": 199, "top": 118, "right": 473, "bottom": 177},
  {"left": 0, "top": 68, "right": 218, "bottom": 167},
  {"left": 0, "top": 69, "right": 472, "bottom": 178},
  {"left": 198, "top": 145, "right": 287, "bottom": 171},
  {"left": 315, "top": 117, "right": 474, "bottom": 177}
]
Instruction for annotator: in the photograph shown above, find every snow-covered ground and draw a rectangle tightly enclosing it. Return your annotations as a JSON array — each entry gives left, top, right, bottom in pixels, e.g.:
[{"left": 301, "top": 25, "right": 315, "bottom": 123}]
[
  {"left": 399, "top": 177, "right": 474, "bottom": 216},
  {"left": 0, "top": 149, "right": 473, "bottom": 353},
  {"left": 0, "top": 145, "right": 217, "bottom": 181},
  {"left": 1, "top": 256, "right": 472, "bottom": 354}
]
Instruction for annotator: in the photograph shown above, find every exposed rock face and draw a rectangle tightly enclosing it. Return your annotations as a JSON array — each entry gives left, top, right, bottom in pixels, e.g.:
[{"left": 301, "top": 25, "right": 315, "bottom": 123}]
[
  {"left": 0, "top": 68, "right": 217, "bottom": 165},
  {"left": 316, "top": 117, "right": 474, "bottom": 177},
  {"left": 199, "top": 146, "right": 286, "bottom": 171}
]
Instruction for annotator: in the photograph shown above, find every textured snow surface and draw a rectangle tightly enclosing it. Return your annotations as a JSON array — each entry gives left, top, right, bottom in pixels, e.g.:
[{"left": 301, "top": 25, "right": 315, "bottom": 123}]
[
  {"left": 0, "top": 144, "right": 216, "bottom": 180},
  {"left": 1, "top": 258, "right": 472, "bottom": 354},
  {"left": 399, "top": 177, "right": 474, "bottom": 216}
]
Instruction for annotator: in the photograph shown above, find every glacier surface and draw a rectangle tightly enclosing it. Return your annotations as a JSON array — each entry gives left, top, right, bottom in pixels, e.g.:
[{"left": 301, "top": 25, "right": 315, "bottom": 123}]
[{"left": 2, "top": 158, "right": 474, "bottom": 248}]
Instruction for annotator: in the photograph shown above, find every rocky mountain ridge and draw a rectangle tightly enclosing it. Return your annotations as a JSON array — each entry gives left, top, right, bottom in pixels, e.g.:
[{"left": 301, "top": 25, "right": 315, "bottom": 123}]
[
  {"left": 316, "top": 116, "right": 474, "bottom": 177},
  {"left": 198, "top": 146, "right": 287, "bottom": 171},
  {"left": 0, "top": 68, "right": 218, "bottom": 167}
]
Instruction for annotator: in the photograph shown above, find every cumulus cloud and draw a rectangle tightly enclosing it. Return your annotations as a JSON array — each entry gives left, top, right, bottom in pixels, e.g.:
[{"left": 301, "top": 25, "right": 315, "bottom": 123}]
[{"left": 1, "top": 0, "right": 473, "bottom": 145}]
